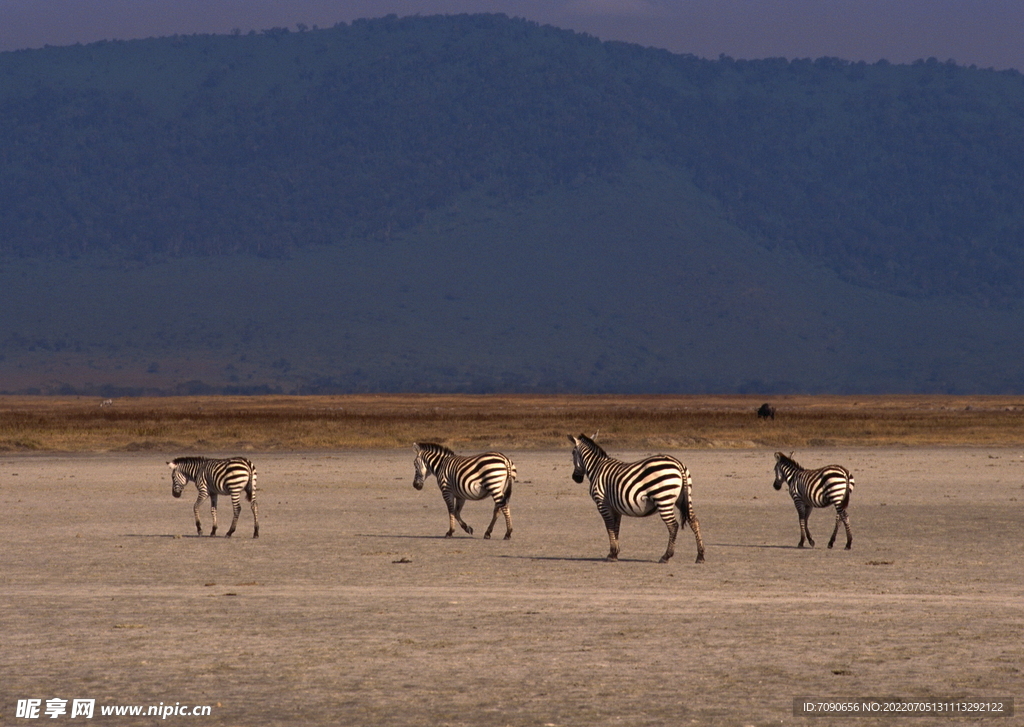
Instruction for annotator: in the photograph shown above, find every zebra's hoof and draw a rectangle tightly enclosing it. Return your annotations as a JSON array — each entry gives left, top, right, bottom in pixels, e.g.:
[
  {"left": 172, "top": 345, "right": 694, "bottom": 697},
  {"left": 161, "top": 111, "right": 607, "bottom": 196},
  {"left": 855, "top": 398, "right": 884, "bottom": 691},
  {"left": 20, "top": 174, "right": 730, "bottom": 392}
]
[
  {"left": 845, "top": 544, "right": 852, "bottom": 550},
  {"left": 695, "top": 555, "right": 705, "bottom": 564},
  {"left": 503, "top": 533, "right": 512, "bottom": 540},
  {"left": 483, "top": 533, "right": 492, "bottom": 540}
]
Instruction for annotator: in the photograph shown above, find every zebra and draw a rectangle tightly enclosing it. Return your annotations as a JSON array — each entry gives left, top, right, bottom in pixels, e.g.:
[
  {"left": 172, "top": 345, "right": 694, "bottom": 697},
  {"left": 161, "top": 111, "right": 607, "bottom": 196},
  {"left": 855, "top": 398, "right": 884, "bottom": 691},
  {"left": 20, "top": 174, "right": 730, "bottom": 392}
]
[
  {"left": 412, "top": 442, "right": 515, "bottom": 539},
  {"left": 772, "top": 452, "right": 854, "bottom": 549},
  {"left": 168, "top": 456, "right": 259, "bottom": 538},
  {"left": 568, "top": 434, "right": 705, "bottom": 564}
]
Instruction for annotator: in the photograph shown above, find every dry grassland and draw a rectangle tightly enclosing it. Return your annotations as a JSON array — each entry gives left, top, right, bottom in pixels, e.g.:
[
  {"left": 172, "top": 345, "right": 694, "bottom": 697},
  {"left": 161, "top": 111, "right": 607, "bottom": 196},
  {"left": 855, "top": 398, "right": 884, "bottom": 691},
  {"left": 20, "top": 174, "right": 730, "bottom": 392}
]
[
  {"left": 3, "top": 400, "right": 1023, "bottom": 725},
  {"left": 2, "top": 394, "right": 1024, "bottom": 452}
]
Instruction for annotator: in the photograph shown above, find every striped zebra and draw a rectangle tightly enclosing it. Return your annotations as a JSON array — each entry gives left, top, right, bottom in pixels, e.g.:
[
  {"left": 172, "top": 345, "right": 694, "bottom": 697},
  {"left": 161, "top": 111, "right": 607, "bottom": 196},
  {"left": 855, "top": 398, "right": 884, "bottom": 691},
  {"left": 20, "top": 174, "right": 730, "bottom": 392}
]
[
  {"left": 412, "top": 443, "right": 515, "bottom": 539},
  {"left": 568, "top": 434, "right": 705, "bottom": 564},
  {"left": 168, "top": 456, "right": 259, "bottom": 538},
  {"left": 772, "top": 452, "right": 854, "bottom": 549}
]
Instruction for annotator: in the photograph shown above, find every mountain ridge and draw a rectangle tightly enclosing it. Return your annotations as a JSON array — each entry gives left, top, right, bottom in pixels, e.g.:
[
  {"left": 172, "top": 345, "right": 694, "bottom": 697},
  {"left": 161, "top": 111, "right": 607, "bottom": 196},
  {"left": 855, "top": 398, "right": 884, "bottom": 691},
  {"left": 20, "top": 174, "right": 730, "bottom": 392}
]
[{"left": 2, "top": 14, "right": 1024, "bottom": 394}]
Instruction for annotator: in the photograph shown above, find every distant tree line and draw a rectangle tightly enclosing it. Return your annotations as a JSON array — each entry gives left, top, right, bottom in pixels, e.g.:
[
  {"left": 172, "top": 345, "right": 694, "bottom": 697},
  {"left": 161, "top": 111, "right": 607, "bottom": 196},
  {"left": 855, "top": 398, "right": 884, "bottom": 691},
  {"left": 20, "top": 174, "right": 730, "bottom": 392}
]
[{"left": 2, "top": 13, "right": 1024, "bottom": 302}]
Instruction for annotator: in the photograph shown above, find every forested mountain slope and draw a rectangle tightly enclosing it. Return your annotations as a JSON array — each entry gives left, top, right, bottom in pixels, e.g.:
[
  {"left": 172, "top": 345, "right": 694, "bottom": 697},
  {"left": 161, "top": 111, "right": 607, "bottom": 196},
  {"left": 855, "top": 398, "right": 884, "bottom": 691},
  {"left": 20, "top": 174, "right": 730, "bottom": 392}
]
[
  {"left": 3, "top": 13, "right": 1024, "bottom": 301},
  {"left": 2, "top": 14, "right": 1024, "bottom": 394}
]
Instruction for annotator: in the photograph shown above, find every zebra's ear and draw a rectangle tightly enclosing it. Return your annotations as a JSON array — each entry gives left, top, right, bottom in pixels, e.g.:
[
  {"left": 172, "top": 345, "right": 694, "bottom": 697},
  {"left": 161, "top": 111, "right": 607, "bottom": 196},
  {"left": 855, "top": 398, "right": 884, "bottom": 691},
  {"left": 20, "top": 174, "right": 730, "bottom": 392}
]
[
  {"left": 167, "top": 461, "right": 175, "bottom": 469},
  {"left": 774, "top": 452, "right": 782, "bottom": 461},
  {"left": 567, "top": 434, "right": 577, "bottom": 445},
  {"left": 413, "top": 443, "right": 421, "bottom": 452}
]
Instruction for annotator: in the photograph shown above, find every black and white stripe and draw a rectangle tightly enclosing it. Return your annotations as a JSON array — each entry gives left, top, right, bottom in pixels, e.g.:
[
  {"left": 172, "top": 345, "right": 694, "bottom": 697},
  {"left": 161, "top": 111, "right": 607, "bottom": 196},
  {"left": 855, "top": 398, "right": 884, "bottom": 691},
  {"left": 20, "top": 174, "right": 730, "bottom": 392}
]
[
  {"left": 168, "top": 456, "right": 259, "bottom": 538},
  {"left": 568, "top": 434, "right": 705, "bottom": 564},
  {"left": 773, "top": 452, "right": 853, "bottom": 549},
  {"left": 412, "top": 442, "right": 515, "bottom": 539}
]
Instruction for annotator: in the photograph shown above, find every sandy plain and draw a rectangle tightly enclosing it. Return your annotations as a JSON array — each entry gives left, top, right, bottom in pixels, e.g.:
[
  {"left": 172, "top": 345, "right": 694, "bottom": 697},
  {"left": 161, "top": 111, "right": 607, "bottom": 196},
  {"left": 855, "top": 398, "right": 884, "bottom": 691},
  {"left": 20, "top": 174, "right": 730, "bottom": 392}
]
[{"left": 1, "top": 444, "right": 1022, "bottom": 726}]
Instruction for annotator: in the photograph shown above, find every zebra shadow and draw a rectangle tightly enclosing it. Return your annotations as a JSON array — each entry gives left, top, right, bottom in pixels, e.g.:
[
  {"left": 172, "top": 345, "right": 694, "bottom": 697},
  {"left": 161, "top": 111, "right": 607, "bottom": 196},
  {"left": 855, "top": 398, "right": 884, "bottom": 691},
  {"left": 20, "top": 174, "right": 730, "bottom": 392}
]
[
  {"left": 355, "top": 533, "right": 475, "bottom": 540},
  {"left": 120, "top": 534, "right": 233, "bottom": 539},
  {"left": 709, "top": 542, "right": 801, "bottom": 550},
  {"left": 497, "top": 554, "right": 652, "bottom": 564}
]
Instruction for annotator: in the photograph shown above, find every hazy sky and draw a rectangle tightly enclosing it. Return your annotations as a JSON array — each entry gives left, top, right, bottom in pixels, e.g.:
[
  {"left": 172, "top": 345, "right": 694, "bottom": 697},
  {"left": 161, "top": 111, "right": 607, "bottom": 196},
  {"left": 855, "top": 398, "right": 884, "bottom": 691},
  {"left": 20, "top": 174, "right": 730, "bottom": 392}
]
[{"left": 2, "top": 0, "right": 1023, "bottom": 70}]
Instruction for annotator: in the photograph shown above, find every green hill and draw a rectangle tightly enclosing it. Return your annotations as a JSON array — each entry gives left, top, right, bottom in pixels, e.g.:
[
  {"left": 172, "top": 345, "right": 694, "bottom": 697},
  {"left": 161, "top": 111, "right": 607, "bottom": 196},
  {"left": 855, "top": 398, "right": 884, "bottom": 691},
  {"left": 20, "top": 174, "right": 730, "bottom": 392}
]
[{"left": 2, "top": 14, "right": 1024, "bottom": 394}]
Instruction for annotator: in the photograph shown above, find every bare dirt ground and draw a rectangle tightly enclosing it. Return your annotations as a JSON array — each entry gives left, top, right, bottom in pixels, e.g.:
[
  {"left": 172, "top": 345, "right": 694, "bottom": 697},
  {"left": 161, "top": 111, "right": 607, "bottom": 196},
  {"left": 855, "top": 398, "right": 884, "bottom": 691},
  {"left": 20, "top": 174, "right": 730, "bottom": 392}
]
[{"left": 2, "top": 447, "right": 1022, "bottom": 726}]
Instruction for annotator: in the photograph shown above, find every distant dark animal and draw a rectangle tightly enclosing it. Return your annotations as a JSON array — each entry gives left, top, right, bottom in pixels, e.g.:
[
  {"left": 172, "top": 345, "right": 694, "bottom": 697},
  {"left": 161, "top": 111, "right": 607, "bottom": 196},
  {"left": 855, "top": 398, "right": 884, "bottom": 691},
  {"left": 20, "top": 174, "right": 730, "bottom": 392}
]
[
  {"left": 757, "top": 403, "right": 776, "bottom": 420},
  {"left": 772, "top": 452, "right": 853, "bottom": 549},
  {"left": 568, "top": 434, "right": 705, "bottom": 563},
  {"left": 412, "top": 442, "right": 516, "bottom": 539},
  {"left": 168, "top": 456, "right": 259, "bottom": 538}
]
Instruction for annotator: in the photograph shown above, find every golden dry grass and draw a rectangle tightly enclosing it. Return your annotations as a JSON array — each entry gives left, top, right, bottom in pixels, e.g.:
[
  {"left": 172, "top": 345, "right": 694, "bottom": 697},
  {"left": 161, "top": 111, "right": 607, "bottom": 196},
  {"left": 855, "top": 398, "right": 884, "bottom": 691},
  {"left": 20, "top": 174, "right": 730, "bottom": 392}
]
[{"left": 2, "top": 394, "right": 1024, "bottom": 452}]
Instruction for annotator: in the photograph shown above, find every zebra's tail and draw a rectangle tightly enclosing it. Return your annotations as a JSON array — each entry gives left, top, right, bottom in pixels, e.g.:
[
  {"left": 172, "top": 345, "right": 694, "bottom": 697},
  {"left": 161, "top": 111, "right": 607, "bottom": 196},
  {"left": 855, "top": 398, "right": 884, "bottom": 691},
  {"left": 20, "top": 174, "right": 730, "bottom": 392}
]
[
  {"left": 676, "top": 469, "right": 695, "bottom": 524},
  {"left": 246, "top": 464, "right": 257, "bottom": 502},
  {"left": 506, "top": 460, "right": 516, "bottom": 499},
  {"left": 839, "top": 471, "right": 854, "bottom": 509}
]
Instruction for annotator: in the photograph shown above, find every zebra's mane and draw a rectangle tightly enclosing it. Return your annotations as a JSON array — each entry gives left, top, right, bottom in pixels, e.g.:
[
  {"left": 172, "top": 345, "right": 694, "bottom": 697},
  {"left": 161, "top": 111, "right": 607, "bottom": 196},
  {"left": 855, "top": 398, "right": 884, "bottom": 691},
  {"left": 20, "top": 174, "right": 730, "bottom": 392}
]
[
  {"left": 171, "top": 456, "right": 209, "bottom": 466},
  {"left": 775, "top": 451, "right": 800, "bottom": 469},
  {"left": 416, "top": 442, "right": 455, "bottom": 457},
  {"left": 577, "top": 434, "right": 608, "bottom": 458}
]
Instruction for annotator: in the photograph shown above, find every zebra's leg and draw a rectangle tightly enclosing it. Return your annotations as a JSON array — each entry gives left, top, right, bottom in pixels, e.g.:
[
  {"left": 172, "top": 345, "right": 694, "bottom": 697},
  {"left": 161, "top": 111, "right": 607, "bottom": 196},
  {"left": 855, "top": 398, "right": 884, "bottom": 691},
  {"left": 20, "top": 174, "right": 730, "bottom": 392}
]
[
  {"left": 796, "top": 503, "right": 814, "bottom": 548},
  {"left": 192, "top": 491, "right": 208, "bottom": 536},
  {"left": 659, "top": 518, "right": 679, "bottom": 564},
  {"left": 453, "top": 498, "right": 473, "bottom": 535},
  {"left": 443, "top": 496, "right": 472, "bottom": 537},
  {"left": 483, "top": 503, "right": 500, "bottom": 540},
  {"left": 500, "top": 504, "right": 512, "bottom": 540},
  {"left": 830, "top": 508, "right": 852, "bottom": 550},
  {"left": 602, "top": 510, "right": 622, "bottom": 561},
  {"left": 483, "top": 501, "right": 512, "bottom": 540},
  {"left": 440, "top": 488, "right": 458, "bottom": 537},
  {"left": 798, "top": 517, "right": 815, "bottom": 548},
  {"left": 678, "top": 492, "right": 706, "bottom": 563},
  {"left": 828, "top": 510, "right": 840, "bottom": 549},
  {"left": 208, "top": 492, "right": 219, "bottom": 537},
  {"left": 251, "top": 498, "right": 260, "bottom": 539},
  {"left": 689, "top": 515, "right": 706, "bottom": 564},
  {"left": 225, "top": 493, "right": 242, "bottom": 538}
]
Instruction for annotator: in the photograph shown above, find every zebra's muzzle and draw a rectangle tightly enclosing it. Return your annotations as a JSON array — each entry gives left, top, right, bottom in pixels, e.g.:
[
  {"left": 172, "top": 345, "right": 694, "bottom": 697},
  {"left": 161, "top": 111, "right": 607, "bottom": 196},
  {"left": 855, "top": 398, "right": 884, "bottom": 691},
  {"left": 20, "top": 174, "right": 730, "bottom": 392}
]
[
  {"left": 413, "top": 479, "right": 424, "bottom": 490},
  {"left": 572, "top": 472, "right": 584, "bottom": 484}
]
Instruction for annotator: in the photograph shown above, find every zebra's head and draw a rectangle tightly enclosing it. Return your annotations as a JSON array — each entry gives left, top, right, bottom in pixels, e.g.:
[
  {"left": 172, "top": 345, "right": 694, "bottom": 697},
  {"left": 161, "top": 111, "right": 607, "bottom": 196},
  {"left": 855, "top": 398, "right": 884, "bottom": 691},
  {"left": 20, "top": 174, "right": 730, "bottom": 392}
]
[
  {"left": 168, "top": 461, "right": 188, "bottom": 498},
  {"left": 568, "top": 434, "right": 604, "bottom": 483},
  {"left": 412, "top": 444, "right": 428, "bottom": 490},
  {"left": 568, "top": 435, "right": 586, "bottom": 483},
  {"left": 412, "top": 442, "right": 457, "bottom": 490},
  {"left": 773, "top": 451, "right": 797, "bottom": 490}
]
